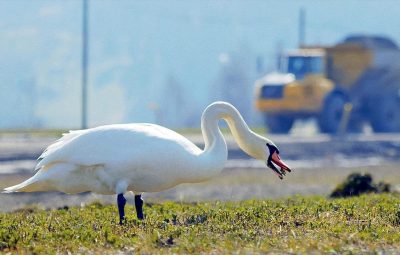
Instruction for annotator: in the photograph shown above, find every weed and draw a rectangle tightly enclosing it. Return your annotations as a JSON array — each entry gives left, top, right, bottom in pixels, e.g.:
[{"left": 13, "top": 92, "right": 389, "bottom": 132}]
[{"left": 330, "top": 172, "right": 391, "bottom": 198}]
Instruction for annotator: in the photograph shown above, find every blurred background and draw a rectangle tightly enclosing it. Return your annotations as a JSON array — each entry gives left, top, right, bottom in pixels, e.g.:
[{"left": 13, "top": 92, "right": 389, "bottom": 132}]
[{"left": 1, "top": 0, "right": 400, "bottom": 210}]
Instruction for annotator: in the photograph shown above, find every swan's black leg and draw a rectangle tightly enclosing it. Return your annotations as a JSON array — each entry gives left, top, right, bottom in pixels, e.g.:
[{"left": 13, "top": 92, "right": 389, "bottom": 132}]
[
  {"left": 134, "top": 194, "right": 144, "bottom": 220},
  {"left": 117, "top": 193, "right": 127, "bottom": 225}
]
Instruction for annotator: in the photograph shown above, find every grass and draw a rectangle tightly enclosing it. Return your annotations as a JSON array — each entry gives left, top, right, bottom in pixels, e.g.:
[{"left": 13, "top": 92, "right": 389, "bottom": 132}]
[{"left": 0, "top": 194, "right": 399, "bottom": 254}]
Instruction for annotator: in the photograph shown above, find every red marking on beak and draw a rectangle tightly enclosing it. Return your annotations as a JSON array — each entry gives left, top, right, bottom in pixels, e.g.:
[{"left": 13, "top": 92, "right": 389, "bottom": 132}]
[{"left": 271, "top": 152, "right": 291, "bottom": 172}]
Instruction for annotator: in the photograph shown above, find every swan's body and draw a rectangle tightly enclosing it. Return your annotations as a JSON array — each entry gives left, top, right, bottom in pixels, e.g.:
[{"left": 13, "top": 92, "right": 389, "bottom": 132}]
[
  {"left": 4, "top": 101, "right": 291, "bottom": 223},
  {"left": 13, "top": 123, "right": 219, "bottom": 194}
]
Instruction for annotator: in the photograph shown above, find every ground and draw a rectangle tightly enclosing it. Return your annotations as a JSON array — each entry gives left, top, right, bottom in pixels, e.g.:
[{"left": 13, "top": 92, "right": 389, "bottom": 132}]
[
  {"left": 1, "top": 194, "right": 399, "bottom": 254},
  {"left": 1, "top": 132, "right": 400, "bottom": 254}
]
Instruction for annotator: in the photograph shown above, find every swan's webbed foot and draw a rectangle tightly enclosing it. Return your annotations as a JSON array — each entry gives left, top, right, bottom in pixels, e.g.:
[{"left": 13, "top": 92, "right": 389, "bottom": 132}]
[
  {"left": 135, "top": 194, "right": 144, "bottom": 220},
  {"left": 117, "top": 193, "right": 127, "bottom": 225}
]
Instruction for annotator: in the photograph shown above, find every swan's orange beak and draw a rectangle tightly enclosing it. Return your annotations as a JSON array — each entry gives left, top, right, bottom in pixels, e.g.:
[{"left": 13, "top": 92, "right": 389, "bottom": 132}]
[
  {"left": 267, "top": 151, "right": 292, "bottom": 179},
  {"left": 271, "top": 152, "right": 291, "bottom": 173}
]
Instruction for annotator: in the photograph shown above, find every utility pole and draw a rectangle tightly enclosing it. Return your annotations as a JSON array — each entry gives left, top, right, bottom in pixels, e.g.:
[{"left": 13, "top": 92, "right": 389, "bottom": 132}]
[
  {"left": 299, "top": 8, "right": 306, "bottom": 47},
  {"left": 81, "top": 0, "right": 89, "bottom": 129}
]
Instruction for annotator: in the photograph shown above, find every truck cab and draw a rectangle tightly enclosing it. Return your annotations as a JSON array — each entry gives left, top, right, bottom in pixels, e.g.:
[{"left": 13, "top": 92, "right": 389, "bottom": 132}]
[
  {"left": 255, "top": 49, "right": 334, "bottom": 133},
  {"left": 282, "top": 50, "right": 325, "bottom": 79}
]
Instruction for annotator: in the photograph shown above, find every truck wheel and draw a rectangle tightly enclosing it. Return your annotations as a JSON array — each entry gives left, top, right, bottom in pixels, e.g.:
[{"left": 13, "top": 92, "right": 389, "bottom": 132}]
[
  {"left": 347, "top": 118, "right": 364, "bottom": 133},
  {"left": 318, "top": 93, "right": 346, "bottom": 134},
  {"left": 265, "top": 114, "right": 294, "bottom": 134},
  {"left": 370, "top": 97, "right": 400, "bottom": 132}
]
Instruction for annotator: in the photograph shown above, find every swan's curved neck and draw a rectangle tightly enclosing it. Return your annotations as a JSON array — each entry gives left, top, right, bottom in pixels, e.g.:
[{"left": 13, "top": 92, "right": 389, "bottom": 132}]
[
  {"left": 183, "top": 102, "right": 265, "bottom": 183},
  {"left": 199, "top": 102, "right": 263, "bottom": 169}
]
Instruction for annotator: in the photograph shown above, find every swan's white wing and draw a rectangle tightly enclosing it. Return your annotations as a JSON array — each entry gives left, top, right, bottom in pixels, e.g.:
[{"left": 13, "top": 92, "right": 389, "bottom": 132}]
[
  {"left": 37, "top": 130, "right": 87, "bottom": 163},
  {"left": 35, "top": 124, "right": 200, "bottom": 171}
]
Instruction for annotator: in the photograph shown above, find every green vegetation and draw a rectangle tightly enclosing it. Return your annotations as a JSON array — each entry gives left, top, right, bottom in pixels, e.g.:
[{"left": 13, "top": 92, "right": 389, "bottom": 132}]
[
  {"left": 1, "top": 194, "right": 399, "bottom": 254},
  {"left": 331, "top": 172, "right": 391, "bottom": 198}
]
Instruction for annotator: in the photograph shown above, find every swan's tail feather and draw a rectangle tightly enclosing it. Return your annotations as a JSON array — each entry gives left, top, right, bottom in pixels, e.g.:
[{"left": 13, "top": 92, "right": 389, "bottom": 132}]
[
  {"left": 2, "top": 187, "right": 17, "bottom": 193},
  {"left": 3, "top": 163, "right": 79, "bottom": 194},
  {"left": 3, "top": 174, "right": 50, "bottom": 193}
]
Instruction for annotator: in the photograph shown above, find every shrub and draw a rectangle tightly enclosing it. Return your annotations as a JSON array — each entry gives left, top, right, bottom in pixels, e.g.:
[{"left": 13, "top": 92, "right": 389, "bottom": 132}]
[{"left": 330, "top": 172, "right": 391, "bottom": 198}]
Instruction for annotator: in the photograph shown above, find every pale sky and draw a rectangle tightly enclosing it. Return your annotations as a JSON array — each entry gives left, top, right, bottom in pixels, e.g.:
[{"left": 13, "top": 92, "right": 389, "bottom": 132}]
[{"left": 1, "top": 0, "right": 399, "bottom": 128}]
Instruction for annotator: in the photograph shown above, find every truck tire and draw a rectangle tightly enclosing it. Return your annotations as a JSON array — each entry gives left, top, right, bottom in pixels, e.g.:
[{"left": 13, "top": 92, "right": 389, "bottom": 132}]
[
  {"left": 265, "top": 114, "right": 294, "bottom": 134},
  {"left": 370, "top": 96, "right": 400, "bottom": 132},
  {"left": 347, "top": 118, "right": 364, "bottom": 133},
  {"left": 318, "top": 93, "right": 346, "bottom": 134}
]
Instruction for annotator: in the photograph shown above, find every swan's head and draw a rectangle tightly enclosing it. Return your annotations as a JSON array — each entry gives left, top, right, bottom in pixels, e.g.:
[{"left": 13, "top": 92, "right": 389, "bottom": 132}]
[
  {"left": 265, "top": 143, "right": 291, "bottom": 179},
  {"left": 244, "top": 134, "right": 291, "bottom": 179}
]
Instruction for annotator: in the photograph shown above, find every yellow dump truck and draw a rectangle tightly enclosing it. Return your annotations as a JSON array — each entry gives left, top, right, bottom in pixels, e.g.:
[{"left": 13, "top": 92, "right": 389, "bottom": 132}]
[{"left": 255, "top": 35, "right": 400, "bottom": 133}]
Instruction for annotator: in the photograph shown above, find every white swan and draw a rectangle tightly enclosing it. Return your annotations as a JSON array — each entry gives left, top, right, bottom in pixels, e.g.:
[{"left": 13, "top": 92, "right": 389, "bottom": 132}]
[{"left": 4, "top": 101, "right": 291, "bottom": 224}]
